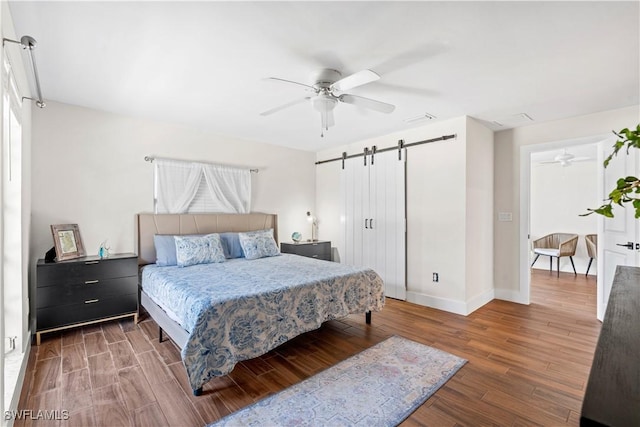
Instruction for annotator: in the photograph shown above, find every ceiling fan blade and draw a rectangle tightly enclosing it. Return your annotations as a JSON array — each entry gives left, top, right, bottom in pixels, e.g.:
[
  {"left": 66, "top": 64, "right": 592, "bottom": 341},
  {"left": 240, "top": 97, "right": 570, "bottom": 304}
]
[
  {"left": 339, "top": 94, "right": 395, "bottom": 114},
  {"left": 264, "top": 77, "right": 315, "bottom": 92},
  {"left": 569, "top": 156, "right": 593, "bottom": 162},
  {"left": 331, "top": 69, "right": 380, "bottom": 92},
  {"left": 260, "top": 97, "right": 310, "bottom": 116}
]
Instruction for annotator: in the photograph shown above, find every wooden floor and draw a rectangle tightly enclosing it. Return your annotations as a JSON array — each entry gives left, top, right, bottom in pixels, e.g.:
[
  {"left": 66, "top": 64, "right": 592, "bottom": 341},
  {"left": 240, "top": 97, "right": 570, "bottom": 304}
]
[{"left": 16, "top": 270, "right": 599, "bottom": 426}]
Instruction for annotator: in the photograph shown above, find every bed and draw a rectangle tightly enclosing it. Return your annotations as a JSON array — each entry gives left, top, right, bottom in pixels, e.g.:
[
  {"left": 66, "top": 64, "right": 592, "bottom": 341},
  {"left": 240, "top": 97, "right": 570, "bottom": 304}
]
[{"left": 136, "top": 213, "right": 385, "bottom": 395}]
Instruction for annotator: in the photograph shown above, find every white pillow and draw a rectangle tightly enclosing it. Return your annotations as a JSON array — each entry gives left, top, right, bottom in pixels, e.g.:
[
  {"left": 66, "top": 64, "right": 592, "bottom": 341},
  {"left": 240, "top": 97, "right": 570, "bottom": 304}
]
[
  {"left": 174, "top": 234, "right": 226, "bottom": 267},
  {"left": 238, "top": 229, "right": 280, "bottom": 260}
]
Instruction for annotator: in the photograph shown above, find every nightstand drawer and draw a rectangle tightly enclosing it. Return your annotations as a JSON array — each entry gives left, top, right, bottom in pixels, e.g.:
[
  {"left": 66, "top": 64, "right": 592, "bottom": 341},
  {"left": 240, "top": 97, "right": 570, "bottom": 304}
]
[
  {"left": 281, "top": 241, "right": 331, "bottom": 261},
  {"left": 37, "top": 255, "right": 137, "bottom": 287},
  {"left": 36, "top": 276, "right": 137, "bottom": 309},
  {"left": 36, "top": 292, "right": 138, "bottom": 330}
]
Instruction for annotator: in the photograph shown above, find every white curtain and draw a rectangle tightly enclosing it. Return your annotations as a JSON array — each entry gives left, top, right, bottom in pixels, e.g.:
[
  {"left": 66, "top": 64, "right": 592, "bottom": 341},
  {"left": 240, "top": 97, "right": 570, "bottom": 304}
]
[
  {"left": 155, "top": 159, "right": 251, "bottom": 214},
  {"left": 202, "top": 164, "right": 251, "bottom": 213}
]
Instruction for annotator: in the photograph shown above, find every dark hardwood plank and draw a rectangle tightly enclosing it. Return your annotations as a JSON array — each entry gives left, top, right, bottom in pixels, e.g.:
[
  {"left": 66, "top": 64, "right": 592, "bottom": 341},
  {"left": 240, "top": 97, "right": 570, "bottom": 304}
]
[
  {"left": 117, "top": 366, "right": 156, "bottom": 411},
  {"left": 61, "top": 343, "right": 86, "bottom": 374},
  {"left": 102, "top": 320, "right": 127, "bottom": 344},
  {"left": 125, "top": 329, "right": 152, "bottom": 353},
  {"left": 31, "top": 357, "right": 61, "bottom": 394},
  {"left": 83, "top": 332, "right": 108, "bottom": 356},
  {"left": 131, "top": 402, "right": 170, "bottom": 427},
  {"left": 61, "top": 368, "right": 92, "bottom": 410},
  {"left": 136, "top": 350, "right": 173, "bottom": 385},
  {"left": 108, "top": 340, "right": 138, "bottom": 370},
  {"left": 87, "top": 352, "right": 118, "bottom": 389},
  {"left": 92, "top": 384, "right": 131, "bottom": 427}
]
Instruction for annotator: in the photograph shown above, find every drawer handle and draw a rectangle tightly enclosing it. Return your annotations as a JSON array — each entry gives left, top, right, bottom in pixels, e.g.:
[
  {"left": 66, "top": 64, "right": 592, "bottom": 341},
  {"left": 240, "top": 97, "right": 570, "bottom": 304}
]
[
  {"left": 84, "top": 299, "right": 99, "bottom": 304},
  {"left": 84, "top": 280, "right": 99, "bottom": 285},
  {"left": 85, "top": 261, "right": 100, "bottom": 265}
]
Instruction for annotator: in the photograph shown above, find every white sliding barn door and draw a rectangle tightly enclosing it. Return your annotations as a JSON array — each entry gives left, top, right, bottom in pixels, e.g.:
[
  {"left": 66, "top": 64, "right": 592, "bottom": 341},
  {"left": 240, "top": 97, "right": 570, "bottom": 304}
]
[{"left": 341, "top": 149, "right": 406, "bottom": 300}]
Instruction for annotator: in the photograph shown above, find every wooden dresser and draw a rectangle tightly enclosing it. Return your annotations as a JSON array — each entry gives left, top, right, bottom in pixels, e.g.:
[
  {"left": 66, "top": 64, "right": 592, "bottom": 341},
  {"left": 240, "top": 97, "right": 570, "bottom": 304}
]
[
  {"left": 280, "top": 241, "right": 332, "bottom": 261},
  {"left": 34, "top": 253, "right": 138, "bottom": 344},
  {"left": 580, "top": 266, "right": 640, "bottom": 426}
]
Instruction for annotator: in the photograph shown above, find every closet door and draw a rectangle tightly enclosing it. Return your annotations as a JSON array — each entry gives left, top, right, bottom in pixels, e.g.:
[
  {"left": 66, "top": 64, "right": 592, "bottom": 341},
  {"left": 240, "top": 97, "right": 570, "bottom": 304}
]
[
  {"left": 341, "top": 149, "right": 406, "bottom": 300},
  {"left": 341, "top": 156, "right": 369, "bottom": 267},
  {"left": 370, "top": 150, "right": 406, "bottom": 300}
]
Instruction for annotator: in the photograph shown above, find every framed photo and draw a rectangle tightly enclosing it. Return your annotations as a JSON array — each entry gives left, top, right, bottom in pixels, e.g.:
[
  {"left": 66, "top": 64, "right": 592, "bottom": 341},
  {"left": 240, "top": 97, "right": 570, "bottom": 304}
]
[{"left": 50, "top": 224, "right": 86, "bottom": 261}]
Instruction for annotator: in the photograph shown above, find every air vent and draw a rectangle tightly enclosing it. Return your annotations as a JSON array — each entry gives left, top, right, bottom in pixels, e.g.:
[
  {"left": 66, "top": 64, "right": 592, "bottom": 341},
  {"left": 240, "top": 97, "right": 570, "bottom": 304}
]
[
  {"left": 492, "top": 113, "right": 533, "bottom": 127},
  {"left": 404, "top": 113, "right": 437, "bottom": 124}
]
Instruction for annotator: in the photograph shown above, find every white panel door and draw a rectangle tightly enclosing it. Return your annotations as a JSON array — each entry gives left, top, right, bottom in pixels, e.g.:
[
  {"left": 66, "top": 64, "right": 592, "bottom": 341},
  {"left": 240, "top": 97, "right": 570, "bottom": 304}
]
[
  {"left": 370, "top": 149, "right": 406, "bottom": 299},
  {"left": 598, "top": 138, "right": 639, "bottom": 320},
  {"left": 341, "top": 157, "right": 368, "bottom": 267}
]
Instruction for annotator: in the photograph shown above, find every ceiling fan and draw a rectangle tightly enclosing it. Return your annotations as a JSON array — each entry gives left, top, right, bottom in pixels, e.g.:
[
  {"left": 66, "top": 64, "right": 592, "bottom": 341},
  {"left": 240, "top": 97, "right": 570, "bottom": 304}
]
[
  {"left": 260, "top": 68, "right": 395, "bottom": 137},
  {"left": 538, "top": 149, "right": 592, "bottom": 167}
]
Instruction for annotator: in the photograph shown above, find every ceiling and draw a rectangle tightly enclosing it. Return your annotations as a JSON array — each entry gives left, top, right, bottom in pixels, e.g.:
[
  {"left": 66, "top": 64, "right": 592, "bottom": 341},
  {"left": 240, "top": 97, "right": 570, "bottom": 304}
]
[{"left": 8, "top": 1, "right": 640, "bottom": 152}]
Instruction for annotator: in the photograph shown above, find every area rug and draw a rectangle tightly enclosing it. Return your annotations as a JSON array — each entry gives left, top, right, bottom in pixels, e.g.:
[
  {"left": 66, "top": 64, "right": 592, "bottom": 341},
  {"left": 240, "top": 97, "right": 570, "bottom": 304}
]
[{"left": 210, "top": 335, "right": 467, "bottom": 427}]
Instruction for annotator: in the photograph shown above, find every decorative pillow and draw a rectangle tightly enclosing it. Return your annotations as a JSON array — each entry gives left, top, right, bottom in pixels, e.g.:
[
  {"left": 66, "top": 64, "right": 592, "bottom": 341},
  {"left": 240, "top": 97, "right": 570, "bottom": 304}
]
[
  {"left": 220, "top": 232, "right": 244, "bottom": 259},
  {"left": 174, "top": 234, "right": 226, "bottom": 267},
  {"left": 238, "top": 229, "right": 280, "bottom": 260}
]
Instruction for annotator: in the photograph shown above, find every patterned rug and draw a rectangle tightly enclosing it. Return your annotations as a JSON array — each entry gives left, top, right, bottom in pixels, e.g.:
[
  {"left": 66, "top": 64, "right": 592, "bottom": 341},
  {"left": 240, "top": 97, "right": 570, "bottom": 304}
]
[{"left": 210, "top": 335, "right": 467, "bottom": 427}]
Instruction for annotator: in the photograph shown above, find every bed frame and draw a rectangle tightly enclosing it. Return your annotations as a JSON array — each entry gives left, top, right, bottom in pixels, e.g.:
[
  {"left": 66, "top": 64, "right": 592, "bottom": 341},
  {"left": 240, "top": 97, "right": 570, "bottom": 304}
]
[
  {"left": 135, "top": 212, "right": 372, "bottom": 396},
  {"left": 137, "top": 212, "right": 279, "bottom": 395}
]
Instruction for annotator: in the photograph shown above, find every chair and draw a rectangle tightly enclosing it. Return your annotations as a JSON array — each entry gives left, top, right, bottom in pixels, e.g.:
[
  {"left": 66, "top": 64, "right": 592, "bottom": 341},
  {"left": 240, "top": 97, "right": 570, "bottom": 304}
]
[
  {"left": 585, "top": 234, "right": 597, "bottom": 276},
  {"left": 531, "top": 233, "right": 578, "bottom": 277}
]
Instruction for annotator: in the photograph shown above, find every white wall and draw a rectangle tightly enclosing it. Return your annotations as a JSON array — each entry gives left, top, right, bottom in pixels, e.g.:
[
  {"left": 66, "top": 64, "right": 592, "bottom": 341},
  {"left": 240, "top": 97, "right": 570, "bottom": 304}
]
[
  {"left": 465, "top": 118, "right": 494, "bottom": 304},
  {"left": 316, "top": 116, "right": 494, "bottom": 315},
  {"left": 530, "top": 147, "right": 598, "bottom": 275},
  {"left": 493, "top": 105, "right": 640, "bottom": 300},
  {"left": 30, "top": 101, "right": 316, "bottom": 266}
]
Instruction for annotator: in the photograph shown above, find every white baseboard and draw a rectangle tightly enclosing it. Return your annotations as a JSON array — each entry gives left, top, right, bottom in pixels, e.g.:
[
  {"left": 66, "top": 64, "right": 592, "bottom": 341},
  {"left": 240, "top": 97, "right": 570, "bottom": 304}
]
[
  {"left": 406, "top": 289, "right": 494, "bottom": 316},
  {"left": 494, "top": 288, "right": 529, "bottom": 305},
  {"left": 466, "top": 288, "right": 495, "bottom": 314}
]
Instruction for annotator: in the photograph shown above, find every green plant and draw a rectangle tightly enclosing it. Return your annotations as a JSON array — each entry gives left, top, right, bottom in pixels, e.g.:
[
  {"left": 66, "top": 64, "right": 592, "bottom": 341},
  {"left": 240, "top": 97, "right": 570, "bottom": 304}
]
[{"left": 583, "top": 124, "right": 640, "bottom": 218}]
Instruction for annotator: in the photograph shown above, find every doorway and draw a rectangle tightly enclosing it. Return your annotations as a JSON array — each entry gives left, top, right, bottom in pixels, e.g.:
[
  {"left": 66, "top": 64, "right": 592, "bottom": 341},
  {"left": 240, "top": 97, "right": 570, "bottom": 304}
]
[{"left": 519, "top": 134, "right": 610, "bottom": 320}]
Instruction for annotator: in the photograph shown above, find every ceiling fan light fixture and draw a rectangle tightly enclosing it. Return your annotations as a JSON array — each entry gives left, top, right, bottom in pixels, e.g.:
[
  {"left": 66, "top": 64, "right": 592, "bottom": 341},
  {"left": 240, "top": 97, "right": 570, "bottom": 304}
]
[{"left": 312, "top": 94, "right": 337, "bottom": 114}]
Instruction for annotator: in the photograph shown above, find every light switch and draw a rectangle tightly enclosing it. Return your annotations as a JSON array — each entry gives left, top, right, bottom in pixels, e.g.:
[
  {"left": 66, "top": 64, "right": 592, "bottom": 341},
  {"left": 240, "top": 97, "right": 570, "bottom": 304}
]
[{"left": 498, "top": 212, "right": 512, "bottom": 222}]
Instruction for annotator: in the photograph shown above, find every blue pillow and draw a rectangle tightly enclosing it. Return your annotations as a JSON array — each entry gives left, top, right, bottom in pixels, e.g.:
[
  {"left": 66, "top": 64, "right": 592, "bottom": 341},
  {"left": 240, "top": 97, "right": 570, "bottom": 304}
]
[
  {"left": 238, "top": 229, "right": 280, "bottom": 260},
  {"left": 174, "top": 234, "right": 226, "bottom": 267},
  {"left": 155, "top": 232, "right": 245, "bottom": 265},
  {"left": 154, "top": 234, "right": 179, "bottom": 266}
]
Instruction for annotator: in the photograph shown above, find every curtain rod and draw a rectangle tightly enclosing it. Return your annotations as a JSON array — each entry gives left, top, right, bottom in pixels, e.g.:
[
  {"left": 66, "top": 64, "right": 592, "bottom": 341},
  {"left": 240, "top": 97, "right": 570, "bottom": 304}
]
[
  {"left": 144, "top": 156, "right": 258, "bottom": 173},
  {"left": 315, "top": 134, "right": 457, "bottom": 166},
  {"left": 3, "top": 35, "right": 46, "bottom": 108}
]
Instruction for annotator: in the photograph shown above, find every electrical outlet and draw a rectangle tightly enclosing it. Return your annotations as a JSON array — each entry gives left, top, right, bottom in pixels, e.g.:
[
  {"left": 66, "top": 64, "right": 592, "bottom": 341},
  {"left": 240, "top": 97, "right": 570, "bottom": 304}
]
[{"left": 433, "top": 272, "right": 439, "bottom": 282}]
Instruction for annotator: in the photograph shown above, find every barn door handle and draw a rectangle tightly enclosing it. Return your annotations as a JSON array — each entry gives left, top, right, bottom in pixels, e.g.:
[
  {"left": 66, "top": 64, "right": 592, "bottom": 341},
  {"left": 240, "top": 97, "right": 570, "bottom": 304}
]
[{"left": 616, "top": 242, "right": 634, "bottom": 250}]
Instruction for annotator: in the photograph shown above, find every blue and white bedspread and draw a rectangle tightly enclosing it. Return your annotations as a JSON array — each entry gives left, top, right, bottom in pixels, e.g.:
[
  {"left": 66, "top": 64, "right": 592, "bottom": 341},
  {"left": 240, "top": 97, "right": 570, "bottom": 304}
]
[{"left": 141, "top": 254, "right": 385, "bottom": 391}]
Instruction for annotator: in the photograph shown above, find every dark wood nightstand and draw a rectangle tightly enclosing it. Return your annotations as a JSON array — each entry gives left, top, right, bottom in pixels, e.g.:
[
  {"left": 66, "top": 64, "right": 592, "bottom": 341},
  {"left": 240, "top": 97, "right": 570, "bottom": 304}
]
[
  {"left": 281, "top": 241, "right": 331, "bottom": 261},
  {"left": 34, "top": 253, "right": 138, "bottom": 344}
]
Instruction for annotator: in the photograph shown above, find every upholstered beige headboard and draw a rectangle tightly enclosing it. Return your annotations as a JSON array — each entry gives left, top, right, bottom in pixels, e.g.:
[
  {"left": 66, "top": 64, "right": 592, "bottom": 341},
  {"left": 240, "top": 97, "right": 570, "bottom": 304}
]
[{"left": 136, "top": 213, "right": 278, "bottom": 266}]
